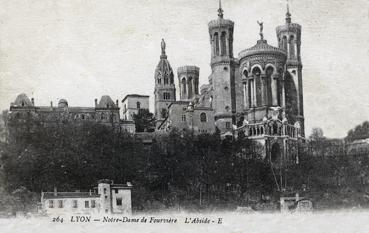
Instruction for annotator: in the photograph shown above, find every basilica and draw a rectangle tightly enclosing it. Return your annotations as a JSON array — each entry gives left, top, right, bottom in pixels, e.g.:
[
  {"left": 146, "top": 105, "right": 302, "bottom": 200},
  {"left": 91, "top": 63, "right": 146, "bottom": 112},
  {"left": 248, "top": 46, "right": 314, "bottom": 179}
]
[
  {"left": 7, "top": 2, "right": 305, "bottom": 163},
  {"left": 154, "top": 2, "right": 305, "bottom": 161}
]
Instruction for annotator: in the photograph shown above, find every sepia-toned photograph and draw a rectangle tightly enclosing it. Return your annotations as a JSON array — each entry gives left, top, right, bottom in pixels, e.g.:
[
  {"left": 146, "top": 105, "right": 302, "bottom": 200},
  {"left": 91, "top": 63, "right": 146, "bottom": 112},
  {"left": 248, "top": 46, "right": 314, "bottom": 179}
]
[{"left": 0, "top": 0, "right": 368, "bottom": 232}]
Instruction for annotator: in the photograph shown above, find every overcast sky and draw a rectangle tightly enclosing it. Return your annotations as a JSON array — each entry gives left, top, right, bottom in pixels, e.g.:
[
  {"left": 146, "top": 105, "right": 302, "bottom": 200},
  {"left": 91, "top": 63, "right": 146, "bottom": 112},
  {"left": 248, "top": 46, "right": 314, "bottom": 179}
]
[{"left": 0, "top": 0, "right": 368, "bottom": 138}]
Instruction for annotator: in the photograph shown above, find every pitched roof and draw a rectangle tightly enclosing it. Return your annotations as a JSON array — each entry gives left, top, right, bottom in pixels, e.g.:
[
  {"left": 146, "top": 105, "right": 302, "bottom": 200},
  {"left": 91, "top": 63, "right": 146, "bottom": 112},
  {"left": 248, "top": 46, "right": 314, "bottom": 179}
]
[
  {"left": 12, "top": 93, "right": 33, "bottom": 107},
  {"left": 97, "top": 95, "right": 117, "bottom": 109},
  {"left": 122, "top": 94, "right": 150, "bottom": 103}
]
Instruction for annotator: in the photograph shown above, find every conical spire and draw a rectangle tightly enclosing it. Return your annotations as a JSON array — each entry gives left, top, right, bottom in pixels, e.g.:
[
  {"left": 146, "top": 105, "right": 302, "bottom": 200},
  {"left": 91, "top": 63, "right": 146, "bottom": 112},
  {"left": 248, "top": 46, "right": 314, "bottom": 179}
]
[
  {"left": 286, "top": 2, "right": 291, "bottom": 23},
  {"left": 217, "top": 0, "right": 224, "bottom": 18}
]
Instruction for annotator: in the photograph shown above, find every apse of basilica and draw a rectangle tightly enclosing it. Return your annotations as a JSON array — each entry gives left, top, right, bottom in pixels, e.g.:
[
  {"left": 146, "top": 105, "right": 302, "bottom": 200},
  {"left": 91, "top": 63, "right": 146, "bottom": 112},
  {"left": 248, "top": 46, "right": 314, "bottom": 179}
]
[
  {"left": 7, "top": 2, "right": 305, "bottom": 163},
  {"left": 156, "top": 2, "right": 305, "bottom": 161}
]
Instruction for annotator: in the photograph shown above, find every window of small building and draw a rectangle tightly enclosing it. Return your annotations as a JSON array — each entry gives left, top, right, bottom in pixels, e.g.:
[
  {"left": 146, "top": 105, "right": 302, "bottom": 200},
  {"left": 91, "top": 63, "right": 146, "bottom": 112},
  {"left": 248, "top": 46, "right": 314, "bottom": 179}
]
[
  {"left": 226, "top": 122, "right": 231, "bottom": 129},
  {"left": 49, "top": 200, "right": 54, "bottom": 208},
  {"left": 163, "top": 92, "right": 171, "bottom": 100},
  {"left": 116, "top": 198, "right": 122, "bottom": 206},
  {"left": 58, "top": 200, "right": 63, "bottom": 208},
  {"left": 200, "top": 113, "right": 207, "bottom": 122},
  {"left": 81, "top": 114, "right": 85, "bottom": 120},
  {"left": 85, "top": 201, "right": 90, "bottom": 208},
  {"left": 72, "top": 200, "right": 78, "bottom": 208},
  {"left": 115, "top": 189, "right": 118, "bottom": 194},
  {"left": 137, "top": 102, "right": 141, "bottom": 109},
  {"left": 181, "top": 115, "right": 186, "bottom": 122},
  {"left": 104, "top": 188, "right": 107, "bottom": 194},
  {"left": 91, "top": 200, "right": 96, "bottom": 208}
]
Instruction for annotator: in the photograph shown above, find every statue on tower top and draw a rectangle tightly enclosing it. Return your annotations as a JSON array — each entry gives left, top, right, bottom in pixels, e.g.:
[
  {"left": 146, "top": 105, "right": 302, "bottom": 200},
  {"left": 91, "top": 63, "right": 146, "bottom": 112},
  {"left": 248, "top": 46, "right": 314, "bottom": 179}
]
[
  {"left": 257, "top": 20, "right": 264, "bottom": 40},
  {"left": 161, "top": 38, "right": 166, "bottom": 55}
]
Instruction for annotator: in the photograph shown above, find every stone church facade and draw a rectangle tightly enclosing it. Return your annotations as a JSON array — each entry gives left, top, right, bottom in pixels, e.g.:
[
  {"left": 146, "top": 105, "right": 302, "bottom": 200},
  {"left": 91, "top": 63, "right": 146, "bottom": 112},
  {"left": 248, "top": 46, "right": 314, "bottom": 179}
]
[{"left": 156, "top": 3, "right": 305, "bottom": 162}]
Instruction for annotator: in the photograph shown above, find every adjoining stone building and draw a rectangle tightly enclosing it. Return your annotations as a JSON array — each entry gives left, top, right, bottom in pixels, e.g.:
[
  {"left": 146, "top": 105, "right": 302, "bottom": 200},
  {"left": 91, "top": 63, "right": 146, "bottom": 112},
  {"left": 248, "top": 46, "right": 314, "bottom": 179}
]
[
  {"left": 121, "top": 94, "right": 150, "bottom": 121},
  {"left": 155, "top": 2, "right": 305, "bottom": 162},
  {"left": 41, "top": 179, "right": 132, "bottom": 215},
  {"left": 7, "top": 93, "right": 136, "bottom": 134},
  {"left": 9, "top": 94, "right": 120, "bottom": 126}
]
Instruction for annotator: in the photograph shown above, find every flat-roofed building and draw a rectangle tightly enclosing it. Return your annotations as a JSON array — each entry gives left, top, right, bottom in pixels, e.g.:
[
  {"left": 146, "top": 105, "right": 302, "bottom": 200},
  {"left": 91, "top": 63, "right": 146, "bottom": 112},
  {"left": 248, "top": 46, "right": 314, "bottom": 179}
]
[{"left": 40, "top": 179, "right": 132, "bottom": 215}]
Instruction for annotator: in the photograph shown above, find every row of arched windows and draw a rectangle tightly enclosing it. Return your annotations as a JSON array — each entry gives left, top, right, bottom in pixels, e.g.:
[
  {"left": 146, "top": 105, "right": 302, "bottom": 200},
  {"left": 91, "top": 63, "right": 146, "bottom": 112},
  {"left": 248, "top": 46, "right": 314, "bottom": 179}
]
[
  {"left": 213, "top": 31, "right": 228, "bottom": 56},
  {"left": 157, "top": 76, "right": 174, "bottom": 85},
  {"left": 180, "top": 77, "right": 199, "bottom": 99},
  {"left": 242, "top": 66, "right": 281, "bottom": 107},
  {"left": 280, "top": 34, "right": 297, "bottom": 58}
]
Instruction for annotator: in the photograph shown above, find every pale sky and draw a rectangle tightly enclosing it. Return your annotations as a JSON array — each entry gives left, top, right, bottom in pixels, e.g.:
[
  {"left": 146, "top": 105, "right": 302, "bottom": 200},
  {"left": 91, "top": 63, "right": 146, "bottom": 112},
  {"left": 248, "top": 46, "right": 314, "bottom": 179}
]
[{"left": 0, "top": 0, "right": 368, "bottom": 138}]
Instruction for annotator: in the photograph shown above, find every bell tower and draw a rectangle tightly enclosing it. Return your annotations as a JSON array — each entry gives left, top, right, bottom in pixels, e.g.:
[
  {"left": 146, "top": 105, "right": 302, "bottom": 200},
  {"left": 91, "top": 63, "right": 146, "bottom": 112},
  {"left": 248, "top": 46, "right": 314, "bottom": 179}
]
[
  {"left": 154, "top": 39, "right": 176, "bottom": 127},
  {"left": 276, "top": 4, "right": 304, "bottom": 136},
  {"left": 208, "top": 0, "right": 240, "bottom": 133}
]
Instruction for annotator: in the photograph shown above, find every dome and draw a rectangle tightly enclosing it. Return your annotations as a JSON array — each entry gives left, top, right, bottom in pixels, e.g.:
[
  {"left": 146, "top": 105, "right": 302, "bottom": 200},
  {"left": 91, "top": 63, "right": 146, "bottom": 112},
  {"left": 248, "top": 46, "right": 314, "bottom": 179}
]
[
  {"left": 208, "top": 2, "right": 234, "bottom": 31},
  {"left": 208, "top": 17, "right": 234, "bottom": 31},
  {"left": 238, "top": 40, "right": 286, "bottom": 60},
  {"left": 58, "top": 99, "right": 68, "bottom": 108},
  {"left": 97, "top": 95, "right": 117, "bottom": 108},
  {"left": 12, "top": 93, "right": 33, "bottom": 107}
]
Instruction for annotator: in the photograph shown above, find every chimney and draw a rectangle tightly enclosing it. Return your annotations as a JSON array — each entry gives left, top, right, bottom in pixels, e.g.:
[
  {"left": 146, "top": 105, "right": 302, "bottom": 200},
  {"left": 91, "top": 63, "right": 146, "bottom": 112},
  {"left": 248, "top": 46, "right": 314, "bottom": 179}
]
[
  {"left": 53, "top": 187, "right": 57, "bottom": 196},
  {"left": 50, "top": 101, "right": 53, "bottom": 108},
  {"left": 31, "top": 98, "right": 34, "bottom": 106},
  {"left": 94, "top": 98, "right": 98, "bottom": 107}
]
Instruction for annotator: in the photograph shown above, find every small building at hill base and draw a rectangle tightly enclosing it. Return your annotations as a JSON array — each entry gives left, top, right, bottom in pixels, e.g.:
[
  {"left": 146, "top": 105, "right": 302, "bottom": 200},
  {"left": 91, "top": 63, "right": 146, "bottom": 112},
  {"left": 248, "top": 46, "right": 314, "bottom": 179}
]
[{"left": 40, "top": 179, "right": 132, "bottom": 215}]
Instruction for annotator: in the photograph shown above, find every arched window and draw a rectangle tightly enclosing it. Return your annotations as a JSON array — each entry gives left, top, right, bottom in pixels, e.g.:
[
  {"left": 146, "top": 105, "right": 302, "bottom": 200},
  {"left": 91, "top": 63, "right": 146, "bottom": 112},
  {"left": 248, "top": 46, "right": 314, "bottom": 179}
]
[
  {"left": 252, "top": 67, "right": 262, "bottom": 106},
  {"left": 214, "top": 32, "right": 219, "bottom": 56},
  {"left": 158, "top": 78, "right": 161, "bottom": 84},
  {"left": 289, "top": 35, "right": 295, "bottom": 58},
  {"left": 243, "top": 70, "right": 248, "bottom": 78},
  {"left": 266, "top": 66, "right": 274, "bottom": 76},
  {"left": 170, "top": 76, "right": 174, "bottom": 84},
  {"left": 181, "top": 78, "right": 187, "bottom": 98},
  {"left": 265, "top": 66, "right": 274, "bottom": 105},
  {"left": 137, "top": 102, "right": 141, "bottom": 109},
  {"left": 164, "top": 77, "right": 168, "bottom": 85},
  {"left": 220, "top": 31, "right": 227, "bottom": 56},
  {"left": 194, "top": 79, "right": 199, "bottom": 95},
  {"left": 252, "top": 67, "right": 261, "bottom": 76},
  {"left": 282, "top": 36, "right": 287, "bottom": 51},
  {"left": 200, "top": 112, "right": 207, "bottom": 122},
  {"left": 188, "top": 77, "right": 193, "bottom": 98}
]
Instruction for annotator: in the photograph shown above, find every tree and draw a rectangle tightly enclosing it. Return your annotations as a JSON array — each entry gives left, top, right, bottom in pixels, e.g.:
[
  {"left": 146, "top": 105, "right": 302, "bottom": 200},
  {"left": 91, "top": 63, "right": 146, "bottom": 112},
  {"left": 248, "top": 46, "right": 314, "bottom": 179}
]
[
  {"left": 309, "top": 127, "right": 325, "bottom": 141},
  {"left": 132, "top": 109, "right": 156, "bottom": 132},
  {"left": 346, "top": 121, "right": 369, "bottom": 142}
]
